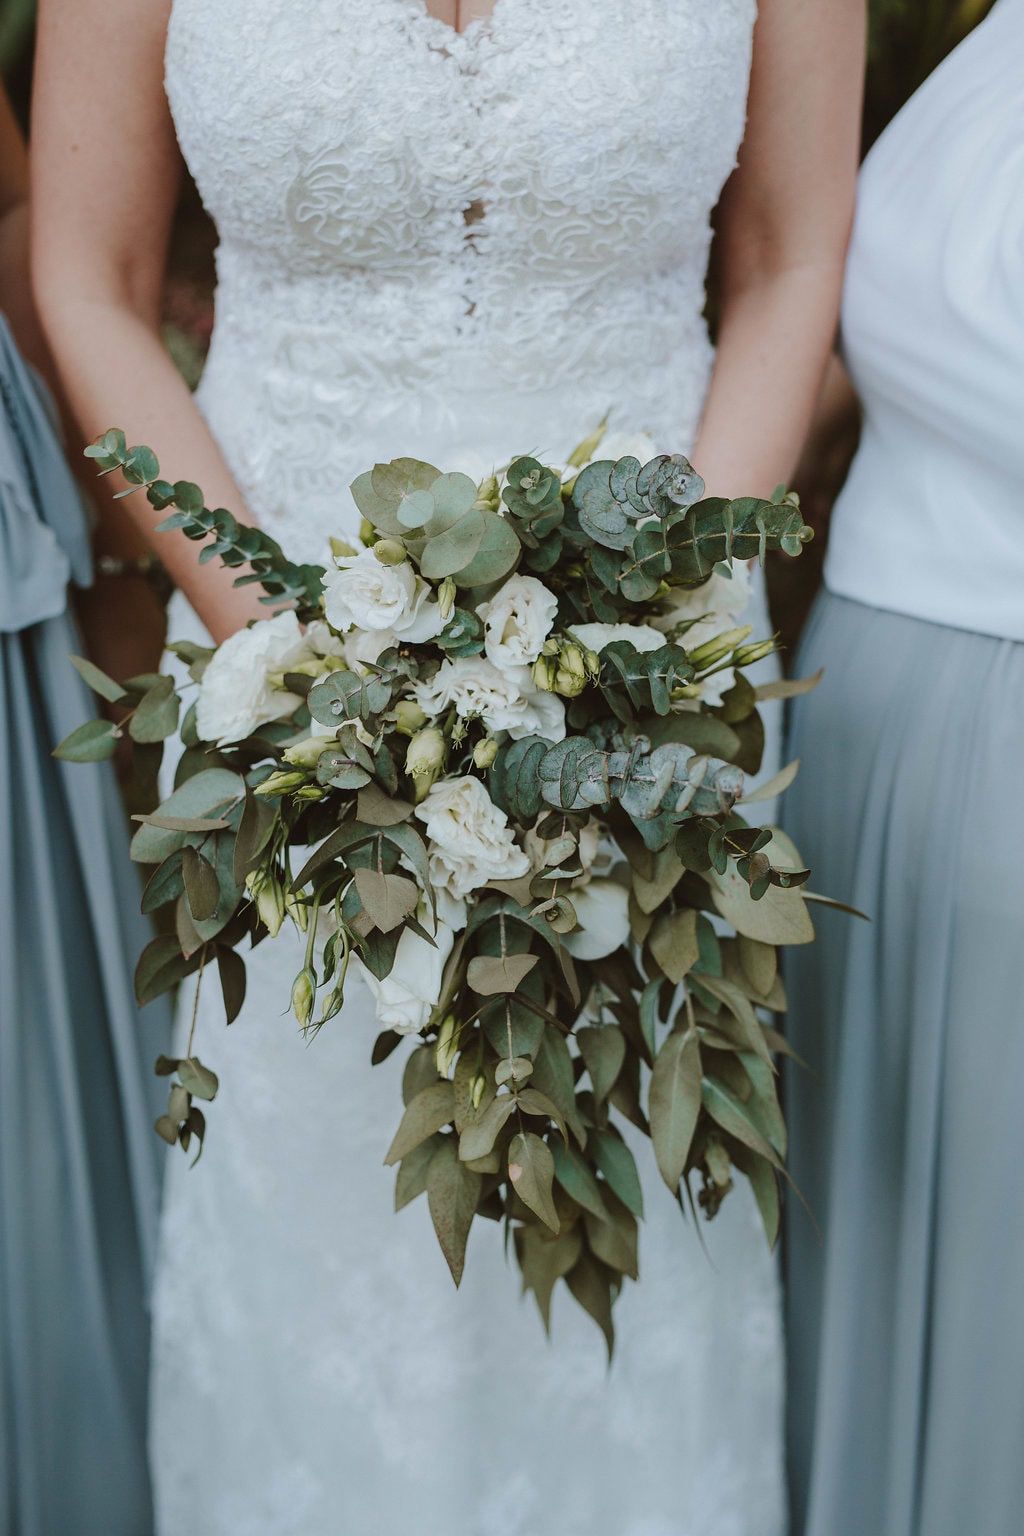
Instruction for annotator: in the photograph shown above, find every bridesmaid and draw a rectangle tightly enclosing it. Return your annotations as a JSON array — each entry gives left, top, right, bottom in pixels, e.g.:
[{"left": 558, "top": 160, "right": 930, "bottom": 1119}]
[
  {"left": 782, "top": 4, "right": 1024, "bottom": 1534},
  {"left": 0, "top": 84, "right": 168, "bottom": 1536}
]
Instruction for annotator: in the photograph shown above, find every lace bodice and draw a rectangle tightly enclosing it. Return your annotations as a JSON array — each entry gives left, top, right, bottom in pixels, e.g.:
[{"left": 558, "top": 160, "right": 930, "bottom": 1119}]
[{"left": 165, "top": 0, "right": 756, "bottom": 561}]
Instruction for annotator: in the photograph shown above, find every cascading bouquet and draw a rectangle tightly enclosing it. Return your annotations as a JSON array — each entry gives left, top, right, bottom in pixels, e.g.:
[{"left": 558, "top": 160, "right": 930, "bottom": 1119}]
[{"left": 59, "top": 423, "right": 819, "bottom": 1349}]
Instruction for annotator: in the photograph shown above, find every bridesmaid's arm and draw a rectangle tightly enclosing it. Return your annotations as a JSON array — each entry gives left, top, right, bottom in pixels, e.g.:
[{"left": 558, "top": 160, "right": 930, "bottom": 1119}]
[
  {"left": 691, "top": 0, "right": 866, "bottom": 500},
  {"left": 0, "top": 86, "right": 53, "bottom": 376},
  {"left": 31, "top": 0, "right": 263, "bottom": 643}
]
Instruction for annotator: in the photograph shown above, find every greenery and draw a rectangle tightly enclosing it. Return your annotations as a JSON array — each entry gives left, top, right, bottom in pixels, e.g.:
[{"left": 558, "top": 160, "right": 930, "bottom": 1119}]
[{"left": 56, "top": 425, "right": 826, "bottom": 1349}]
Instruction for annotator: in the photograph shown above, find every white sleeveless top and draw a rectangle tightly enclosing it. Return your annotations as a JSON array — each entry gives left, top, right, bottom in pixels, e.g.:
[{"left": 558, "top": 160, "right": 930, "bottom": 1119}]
[{"left": 824, "top": 0, "right": 1024, "bottom": 639}]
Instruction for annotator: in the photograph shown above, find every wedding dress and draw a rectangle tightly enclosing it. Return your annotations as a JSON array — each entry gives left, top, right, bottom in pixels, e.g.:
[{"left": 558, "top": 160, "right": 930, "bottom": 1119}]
[{"left": 153, "top": 3, "right": 785, "bottom": 1532}]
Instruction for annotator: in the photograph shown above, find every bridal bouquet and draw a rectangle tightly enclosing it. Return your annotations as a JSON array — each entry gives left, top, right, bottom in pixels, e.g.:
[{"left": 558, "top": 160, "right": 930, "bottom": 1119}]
[{"left": 59, "top": 424, "right": 817, "bottom": 1348}]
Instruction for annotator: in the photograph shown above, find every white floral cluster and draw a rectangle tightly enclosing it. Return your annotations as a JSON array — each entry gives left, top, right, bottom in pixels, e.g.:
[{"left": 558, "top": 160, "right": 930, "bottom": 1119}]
[{"left": 193, "top": 432, "right": 758, "bottom": 1044}]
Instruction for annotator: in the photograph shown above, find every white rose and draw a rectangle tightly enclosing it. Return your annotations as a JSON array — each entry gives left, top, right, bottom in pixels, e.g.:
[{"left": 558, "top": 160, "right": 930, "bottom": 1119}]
[
  {"left": 416, "top": 775, "right": 530, "bottom": 900},
  {"left": 196, "top": 611, "right": 310, "bottom": 745},
  {"left": 568, "top": 622, "right": 665, "bottom": 655},
  {"left": 597, "top": 430, "right": 659, "bottom": 465},
  {"left": 353, "top": 912, "right": 454, "bottom": 1036},
  {"left": 413, "top": 657, "right": 566, "bottom": 743},
  {"left": 562, "top": 879, "right": 631, "bottom": 961},
  {"left": 322, "top": 548, "right": 443, "bottom": 642},
  {"left": 477, "top": 575, "right": 559, "bottom": 675}
]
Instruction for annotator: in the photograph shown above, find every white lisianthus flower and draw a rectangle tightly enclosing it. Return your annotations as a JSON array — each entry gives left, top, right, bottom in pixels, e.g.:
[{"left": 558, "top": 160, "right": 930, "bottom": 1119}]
[
  {"left": 412, "top": 657, "right": 566, "bottom": 742},
  {"left": 562, "top": 878, "right": 631, "bottom": 961},
  {"left": 322, "top": 548, "right": 443, "bottom": 642},
  {"left": 352, "top": 910, "right": 454, "bottom": 1036},
  {"left": 597, "top": 430, "right": 659, "bottom": 465},
  {"left": 655, "top": 560, "right": 752, "bottom": 653},
  {"left": 196, "top": 611, "right": 311, "bottom": 745},
  {"left": 568, "top": 621, "right": 665, "bottom": 655},
  {"left": 416, "top": 775, "right": 530, "bottom": 901},
  {"left": 341, "top": 626, "right": 399, "bottom": 673},
  {"left": 477, "top": 575, "right": 559, "bottom": 675}
]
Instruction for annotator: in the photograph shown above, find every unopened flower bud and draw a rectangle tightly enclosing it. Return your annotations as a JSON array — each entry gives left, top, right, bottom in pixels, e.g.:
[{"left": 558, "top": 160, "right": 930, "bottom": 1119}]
[
  {"left": 254, "top": 769, "right": 307, "bottom": 798},
  {"left": 406, "top": 727, "right": 446, "bottom": 799},
  {"left": 584, "top": 650, "right": 601, "bottom": 678},
  {"left": 732, "top": 637, "right": 778, "bottom": 668},
  {"left": 359, "top": 519, "right": 377, "bottom": 545},
  {"left": 471, "top": 1073, "right": 487, "bottom": 1110},
  {"left": 294, "top": 784, "right": 326, "bottom": 802},
  {"left": 284, "top": 891, "right": 309, "bottom": 932},
  {"left": 283, "top": 736, "right": 331, "bottom": 769},
  {"left": 392, "top": 699, "right": 428, "bottom": 737},
  {"left": 532, "top": 655, "right": 557, "bottom": 692},
  {"left": 373, "top": 538, "right": 407, "bottom": 567},
  {"left": 435, "top": 1014, "right": 459, "bottom": 1077},
  {"left": 246, "top": 870, "right": 285, "bottom": 937},
  {"left": 473, "top": 737, "right": 499, "bottom": 770},
  {"left": 686, "top": 625, "right": 752, "bottom": 671},
  {"left": 438, "top": 577, "right": 457, "bottom": 622},
  {"left": 291, "top": 968, "right": 316, "bottom": 1028}
]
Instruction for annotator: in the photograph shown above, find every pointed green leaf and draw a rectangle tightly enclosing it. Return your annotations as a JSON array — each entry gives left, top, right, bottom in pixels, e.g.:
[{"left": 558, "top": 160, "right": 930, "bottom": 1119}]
[
  {"left": 590, "top": 1129, "right": 644, "bottom": 1220},
  {"left": 426, "top": 1137, "right": 481, "bottom": 1286},
  {"left": 508, "top": 1132, "right": 560, "bottom": 1232},
  {"left": 649, "top": 1027, "right": 702, "bottom": 1192},
  {"left": 384, "top": 1082, "right": 455, "bottom": 1166},
  {"left": 577, "top": 1025, "right": 626, "bottom": 1106},
  {"left": 53, "top": 718, "right": 120, "bottom": 762}
]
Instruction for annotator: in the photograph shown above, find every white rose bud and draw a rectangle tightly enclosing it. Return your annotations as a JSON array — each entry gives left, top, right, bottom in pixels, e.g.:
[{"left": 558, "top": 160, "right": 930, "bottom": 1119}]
[
  {"left": 291, "top": 968, "right": 316, "bottom": 1027},
  {"left": 473, "top": 737, "right": 499, "bottom": 770},
  {"left": 438, "top": 577, "right": 457, "bottom": 622}
]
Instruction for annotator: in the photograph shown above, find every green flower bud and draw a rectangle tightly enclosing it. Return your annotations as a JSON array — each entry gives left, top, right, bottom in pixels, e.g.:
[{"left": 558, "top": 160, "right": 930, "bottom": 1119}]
[
  {"left": 392, "top": 699, "right": 428, "bottom": 737},
  {"left": 438, "top": 576, "right": 457, "bottom": 622},
  {"left": 359, "top": 519, "right": 376, "bottom": 545},
  {"left": 471, "top": 1073, "right": 487, "bottom": 1110},
  {"left": 472, "top": 737, "right": 499, "bottom": 770},
  {"left": 329, "top": 536, "right": 358, "bottom": 560},
  {"left": 294, "top": 784, "right": 326, "bottom": 802},
  {"left": 284, "top": 891, "right": 309, "bottom": 932},
  {"left": 283, "top": 736, "right": 332, "bottom": 768},
  {"left": 554, "top": 641, "right": 589, "bottom": 697},
  {"left": 254, "top": 769, "right": 307, "bottom": 798},
  {"left": 435, "top": 1014, "right": 459, "bottom": 1077},
  {"left": 732, "top": 637, "right": 778, "bottom": 668},
  {"left": 406, "top": 727, "right": 446, "bottom": 800},
  {"left": 246, "top": 870, "right": 285, "bottom": 937},
  {"left": 584, "top": 650, "right": 602, "bottom": 678},
  {"left": 291, "top": 968, "right": 316, "bottom": 1028},
  {"left": 532, "top": 655, "right": 557, "bottom": 692},
  {"left": 373, "top": 538, "right": 407, "bottom": 566},
  {"left": 686, "top": 625, "right": 752, "bottom": 671}
]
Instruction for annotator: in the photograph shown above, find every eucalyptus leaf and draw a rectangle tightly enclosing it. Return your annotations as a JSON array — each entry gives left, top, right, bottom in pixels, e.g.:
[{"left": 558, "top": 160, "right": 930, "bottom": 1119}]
[
  {"left": 426, "top": 1137, "right": 481, "bottom": 1286},
  {"left": 508, "top": 1132, "right": 560, "bottom": 1233},
  {"left": 649, "top": 1028, "right": 702, "bottom": 1192},
  {"left": 384, "top": 1082, "right": 456, "bottom": 1166}
]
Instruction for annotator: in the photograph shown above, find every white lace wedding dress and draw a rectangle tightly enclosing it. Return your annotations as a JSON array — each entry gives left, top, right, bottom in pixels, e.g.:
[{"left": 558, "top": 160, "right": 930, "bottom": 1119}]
[{"left": 152, "top": 3, "right": 786, "bottom": 1532}]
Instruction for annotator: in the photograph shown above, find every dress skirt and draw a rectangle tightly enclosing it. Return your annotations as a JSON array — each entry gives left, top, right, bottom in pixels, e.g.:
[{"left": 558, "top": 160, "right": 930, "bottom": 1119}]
[
  {"left": 780, "top": 589, "right": 1024, "bottom": 1536},
  {"left": 0, "top": 317, "right": 168, "bottom": 1535}
]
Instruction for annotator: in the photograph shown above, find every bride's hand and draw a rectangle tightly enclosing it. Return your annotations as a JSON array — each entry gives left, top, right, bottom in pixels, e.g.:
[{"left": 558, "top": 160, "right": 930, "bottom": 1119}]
[{"left": 30, "top": 0, "right": 266, "bottom": 644}]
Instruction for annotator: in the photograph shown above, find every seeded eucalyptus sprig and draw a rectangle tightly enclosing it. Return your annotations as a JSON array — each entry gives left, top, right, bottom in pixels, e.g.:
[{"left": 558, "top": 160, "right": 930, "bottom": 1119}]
[{"left": 84, "top": 428, "right": 325, "bottom": 618}]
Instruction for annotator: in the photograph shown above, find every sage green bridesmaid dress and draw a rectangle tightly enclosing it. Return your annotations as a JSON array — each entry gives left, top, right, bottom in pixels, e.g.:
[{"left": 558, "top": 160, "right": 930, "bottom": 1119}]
[{"left": 0, "top": 315, "right": 169, "bottom": 1534}]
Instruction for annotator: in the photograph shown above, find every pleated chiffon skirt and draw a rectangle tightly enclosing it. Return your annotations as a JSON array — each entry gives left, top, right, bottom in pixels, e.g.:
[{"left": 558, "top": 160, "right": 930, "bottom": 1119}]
[
  {"left": 781, "top": 590, "right": 1024, "bottom": 1536},
  {"left": 0, "top": 318, "right": 168, "bottom": 1535}
]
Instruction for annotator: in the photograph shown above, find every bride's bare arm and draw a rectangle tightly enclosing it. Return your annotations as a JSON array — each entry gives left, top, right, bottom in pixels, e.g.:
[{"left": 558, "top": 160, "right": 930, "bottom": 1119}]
[
  {"left": 691, "top": 0, "right": 866, "bottom": 500},
  {"left": 31, "top": 0, "right": 263, "bottom": 642}
]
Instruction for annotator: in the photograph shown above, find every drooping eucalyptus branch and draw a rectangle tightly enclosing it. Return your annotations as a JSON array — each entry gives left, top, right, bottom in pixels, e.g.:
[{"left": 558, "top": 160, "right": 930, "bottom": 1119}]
[{"left": 84, "top": 429, "right": 326, "bottom": 618}]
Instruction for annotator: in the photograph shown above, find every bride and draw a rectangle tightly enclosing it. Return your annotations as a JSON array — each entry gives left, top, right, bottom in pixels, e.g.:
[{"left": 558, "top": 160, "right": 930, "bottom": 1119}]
[{"left": 31, "top": 1, "right": 863, "bottom": 1531}]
